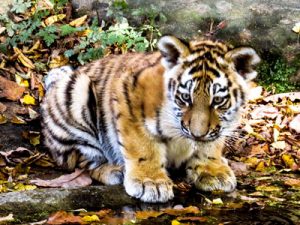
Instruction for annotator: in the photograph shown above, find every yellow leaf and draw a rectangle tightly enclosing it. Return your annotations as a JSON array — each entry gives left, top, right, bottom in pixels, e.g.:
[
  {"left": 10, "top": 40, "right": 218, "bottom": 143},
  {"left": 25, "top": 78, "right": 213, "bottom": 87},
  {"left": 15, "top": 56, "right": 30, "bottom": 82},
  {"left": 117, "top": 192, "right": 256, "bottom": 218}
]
[
  {"left": 78, "top": 29, "right": 93, "bottom": 37},
  {"left": 171, "top": 220, "right": 181, "bottom": 225},
  {"left": 69, "top": 15, "right": 88, "bottom": 27},
  {"left": 44, "top": 14, "right": 66, "bottom": 26},
  {"left": 11, "top": 116, "right": 26, "bottom": 124},
  {"left": 82, "top": 215, "right": 100, "bottom": 222},
  {"left": 49, "top": 55, "right": 69, "bottom": 69},
  {"left": 0, "top": 114, "right": 7, "bottom": 124},
  {"left": 15, "top": 74, "right": 29, "bottom": 88},
  {"left": 292, "top": 22, "right": 300, "bottom": 33},
  {"left": 245, "top": 157, "right": 259, "bottom": 168},
  {"left": 14, "top": 183, "right": 36, "bottom": 191},
  {"left": 21, "top": 94, "right": 36, "bottom": 105},
  {"left": 256, "top": 185, "right": 281, "bottom": 192},
  {"left": 13, "top": 47, "right": 35, "bottom": 69},
  {"left": 30, "top": 134, "right": 40, "bottom": 146},
  {"left": 24, "top": 40, "right": 41, "bottom": 54},
  {"left": 38, "top": 83, "right": 45, "bottom": 99},
  {"left": 282, "top": 154, "right": 296, "bottom": 169},
  {"left": 255, "top": 161, "right": 265, "bottom": 172},
  {"left": 212, "top": 198, "right": 223, "bottom": 205}
]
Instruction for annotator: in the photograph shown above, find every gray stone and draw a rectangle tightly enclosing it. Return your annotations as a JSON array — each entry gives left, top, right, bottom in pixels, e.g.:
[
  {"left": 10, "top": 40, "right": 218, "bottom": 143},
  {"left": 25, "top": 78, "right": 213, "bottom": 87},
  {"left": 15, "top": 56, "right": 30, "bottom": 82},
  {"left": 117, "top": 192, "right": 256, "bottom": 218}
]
[
  {"left": 0, "top": 185, "right": 136, "bottom": 222},
  {"left": 74, "top": 0, "right": 300, "bottom": 62}
]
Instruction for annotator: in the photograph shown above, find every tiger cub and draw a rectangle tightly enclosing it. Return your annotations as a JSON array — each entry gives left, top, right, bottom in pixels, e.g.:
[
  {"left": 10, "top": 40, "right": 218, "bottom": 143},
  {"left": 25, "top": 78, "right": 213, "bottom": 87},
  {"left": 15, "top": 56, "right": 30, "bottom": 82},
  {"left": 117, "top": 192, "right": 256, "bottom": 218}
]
[{"left": 41, "top": 36, "right": 260, "bottom": 203}]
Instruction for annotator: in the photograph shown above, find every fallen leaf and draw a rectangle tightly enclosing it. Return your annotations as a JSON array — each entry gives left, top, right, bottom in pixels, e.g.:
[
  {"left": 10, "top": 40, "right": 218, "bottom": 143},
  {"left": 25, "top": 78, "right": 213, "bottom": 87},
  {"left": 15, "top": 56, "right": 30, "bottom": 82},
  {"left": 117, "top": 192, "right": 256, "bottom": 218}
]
[
  {"left": 47, "top": 211, "right": 83, "bottom": 225},
  {"left": 30, "top": 168, "right": 92, "bottom": 188},
  {"left": 176, "top": 216, "right": 207, "bottom": 222},
  {"left": 20, "top": 94, "right": 36, "bottom": 105},
  {"left": 250, "top": 105, "right": 279, "bottom": 119},
  {"left": 264, "top": 92, "right": 300, "bottom": 102},
  {"left": 28, "top": 107, "right": 39, "bottom": 119},
  {"left": 49, "top": 55, "right": 69, "bottom": 69},
  {"left": 164, "top": 206, "right": 200, "bottom": 216},
  {"left": 282, "top": 154, "right": 297, "bottom": 170},
  {"left": 14, "top": 183, "right": 36, "bottom": 191},
  {"left": 248, "top": 86, "right": 263, "bottom": 101},
  {"left": 135, "top": 211, "right": 164, "bottom": 220},
  {"left": 212, "top": 198, "right": 223, "bottom": 205},
  {"left": 271, "top": 141, "right": 286, "bottom": 150},
  {"left": 13, "top": 47, "right": 35, "bottom": 69},
  {"left": 10, "top": 115, "right": 26, "bottom": 124},
  {"left": 284, "top": 178, "right": 300, "bottom": 188},
  {"left": 289, "top": 114, "right": 300, "bottom": 133},
  {"left": 69, "top": 15, "right": 87, "bottom": 27},
  {"left": 45, "top": 14, "right": 66, "bottom": 26},
  {"left": 256, "top": 185, "right": 281, "bottom": 192},
  {"left": 171, "top": 220, "right": 181, "bottom": 225},
  {"left": 15, "top": 74, "right": 30, "bottom": 88},
  {"left": 0, "top": 114, "right": 8, "bottom": 124},
  {"left": 230, "top": 161, "right": 248, "bottom": 176},
  {"left": 81, "top": 215, "right": 100, "bottom": 223},
  {"left": 0, "top": 213, "right": 14, "bottom": 223},
  {"left": 292, "top": 22, "right": 300, "bottom": 33},
  {"left": 0, "top": 102, "right": 7, "bottom": 113},
  {"left": 0, "top": 76, "right": 25, "bottom": 101}
]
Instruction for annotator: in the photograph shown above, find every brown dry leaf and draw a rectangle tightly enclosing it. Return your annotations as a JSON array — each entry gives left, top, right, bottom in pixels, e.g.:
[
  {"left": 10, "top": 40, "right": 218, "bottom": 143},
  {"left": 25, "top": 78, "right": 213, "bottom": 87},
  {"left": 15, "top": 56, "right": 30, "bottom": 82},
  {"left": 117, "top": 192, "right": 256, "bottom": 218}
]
[
  {"left": 30, "top": 168, "right": 92, "bottom": 188},
  {"left": 13, "top": 47, "right": 35, "bottom": 69},
  {"left": 250, "top": 105, "right": 279, "bottom": 119},
  {"left": 230, "top": 161, "right": 248, "bottom": 176},
  {"left": 0, "top": 147, "right": 32, "bottom": 164},
  {"left": 135, "top": 211, "right": 164, "bottom": 220},
  {"left": 46, "top": 211, "right": 83, "bottom": 225},
  {"left": 264, "top": 92, "right": 300, "bottom": 102},
  {"left": 249, "top": 144, "right": 269, "bottom": 156},
  {"left": 10, "top": 115, "right": 26, "bottom": 124},
  {"left": 284, "top": 178, "right": 300, "bottom": 188},
  {"left": 0, "top": 102, "right": 7, "bottom": 113},
  {"left": 164, "top": 206, "right": 200, "bottom": 216},
  {"left": 176, "top": 216, "right": 207, "bottom": 222},
  {"left": 0, "top": 76, "right": 25, "bottom": 101},
  {"left": 289, "top": 114, "right": 300, "bottom": 133}
]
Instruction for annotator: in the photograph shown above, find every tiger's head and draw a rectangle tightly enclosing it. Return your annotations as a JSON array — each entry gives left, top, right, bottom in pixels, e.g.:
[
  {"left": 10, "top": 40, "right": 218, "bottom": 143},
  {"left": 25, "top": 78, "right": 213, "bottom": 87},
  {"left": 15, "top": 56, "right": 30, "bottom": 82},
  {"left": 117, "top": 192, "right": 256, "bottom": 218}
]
[{"left": 158, "top": 36, "right": 260, "bottom": 142}]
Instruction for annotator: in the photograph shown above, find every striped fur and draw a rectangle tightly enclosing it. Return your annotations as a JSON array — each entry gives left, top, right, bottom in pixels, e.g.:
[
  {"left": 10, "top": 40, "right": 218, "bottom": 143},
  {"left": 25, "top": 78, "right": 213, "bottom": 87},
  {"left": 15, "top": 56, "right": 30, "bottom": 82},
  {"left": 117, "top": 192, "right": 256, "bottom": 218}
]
[{"left": 41, "top": 36, "right": 260, "bottom": 202}]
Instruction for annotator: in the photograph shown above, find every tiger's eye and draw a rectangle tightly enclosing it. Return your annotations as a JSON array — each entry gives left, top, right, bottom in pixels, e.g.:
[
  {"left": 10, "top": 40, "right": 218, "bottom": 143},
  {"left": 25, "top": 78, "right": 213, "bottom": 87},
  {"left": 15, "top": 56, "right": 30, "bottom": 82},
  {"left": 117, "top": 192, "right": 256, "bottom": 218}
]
[
  {"left": 181, "top": 93, "right": 190, "bottom": 102},
  {"left": 213, "top": 96, "right": 223, "bottom": 104}
]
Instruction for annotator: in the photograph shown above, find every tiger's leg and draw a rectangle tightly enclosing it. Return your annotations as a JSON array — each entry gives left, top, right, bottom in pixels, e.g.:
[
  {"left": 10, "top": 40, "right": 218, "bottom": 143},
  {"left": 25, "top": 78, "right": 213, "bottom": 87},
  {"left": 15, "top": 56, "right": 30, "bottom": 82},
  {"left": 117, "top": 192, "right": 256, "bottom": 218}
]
[
  {"left": 52, "top": 149, "right": 124, "bottom": 185},
  {"left": 185, "top": 142, "right": 236, "bottom": 192},
  {"left": 120, "top": 124, "right": 174, "bottom": 203}
]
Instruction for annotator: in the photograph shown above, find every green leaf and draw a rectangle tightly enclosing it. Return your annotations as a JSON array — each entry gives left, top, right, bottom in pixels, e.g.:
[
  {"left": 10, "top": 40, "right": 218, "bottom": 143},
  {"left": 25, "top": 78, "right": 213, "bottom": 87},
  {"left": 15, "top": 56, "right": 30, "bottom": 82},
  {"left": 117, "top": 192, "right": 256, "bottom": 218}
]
[
  {"left": 60, "top": 24, "right": 78, "bottom": 36},
  {"left": 11, "top": 0, "right": 32, "bottom": 14}
]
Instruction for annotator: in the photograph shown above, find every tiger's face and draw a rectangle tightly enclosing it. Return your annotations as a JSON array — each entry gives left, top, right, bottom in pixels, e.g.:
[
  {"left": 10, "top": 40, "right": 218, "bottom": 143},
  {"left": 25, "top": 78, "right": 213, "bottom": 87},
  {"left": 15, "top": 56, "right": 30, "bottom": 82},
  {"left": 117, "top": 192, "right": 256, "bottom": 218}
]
[{"left": 158, "top": 36, "right": 260, "bottom": 142}]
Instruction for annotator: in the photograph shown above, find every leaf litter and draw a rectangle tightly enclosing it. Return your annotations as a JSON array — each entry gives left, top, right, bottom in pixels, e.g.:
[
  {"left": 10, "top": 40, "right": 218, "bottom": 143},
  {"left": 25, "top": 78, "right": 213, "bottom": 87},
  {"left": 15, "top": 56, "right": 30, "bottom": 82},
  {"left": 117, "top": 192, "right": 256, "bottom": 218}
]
[{"left": 0, "top": 0, "right": 299, "bottom": 224}]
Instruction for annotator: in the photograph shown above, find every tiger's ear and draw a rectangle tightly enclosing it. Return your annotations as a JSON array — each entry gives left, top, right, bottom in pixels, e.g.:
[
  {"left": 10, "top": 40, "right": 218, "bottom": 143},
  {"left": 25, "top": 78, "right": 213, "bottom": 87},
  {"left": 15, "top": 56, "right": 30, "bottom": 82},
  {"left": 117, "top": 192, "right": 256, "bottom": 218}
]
[
  {"left": 225, "top": 47, "right": 260, "bottom": 81},
  {"left": 158, "top": 36, "right": 190, "bottom": 70}
]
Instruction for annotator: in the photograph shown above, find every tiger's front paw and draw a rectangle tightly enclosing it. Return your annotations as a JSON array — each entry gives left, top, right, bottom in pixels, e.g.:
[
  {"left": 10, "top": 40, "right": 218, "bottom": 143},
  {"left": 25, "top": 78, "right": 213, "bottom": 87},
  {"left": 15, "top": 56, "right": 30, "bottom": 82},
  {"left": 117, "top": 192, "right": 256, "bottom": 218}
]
[
  {"left": 186, "top": 160, "right": 236, "bottom": 192},
  {"left": 124, "top": 173, "right": 174, "bottom": 203}
]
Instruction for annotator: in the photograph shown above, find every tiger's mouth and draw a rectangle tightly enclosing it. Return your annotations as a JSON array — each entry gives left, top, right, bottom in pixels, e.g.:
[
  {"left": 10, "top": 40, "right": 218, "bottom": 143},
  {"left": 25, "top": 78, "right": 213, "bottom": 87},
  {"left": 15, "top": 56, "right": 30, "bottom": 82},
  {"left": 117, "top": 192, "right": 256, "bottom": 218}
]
[{"left": 182, "top": 132, "right": 220, "bottom": 142}]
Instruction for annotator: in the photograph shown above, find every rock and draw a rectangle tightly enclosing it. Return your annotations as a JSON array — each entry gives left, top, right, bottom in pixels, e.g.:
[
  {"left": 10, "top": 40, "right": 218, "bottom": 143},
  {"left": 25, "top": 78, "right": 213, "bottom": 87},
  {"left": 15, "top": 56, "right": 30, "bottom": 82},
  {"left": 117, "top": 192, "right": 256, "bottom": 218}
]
[
  {"left": 0, "top": 76, "right": 25, "bottom": 101},
  {"left": 72, "top": 0, "right": 300, "bottom": 64},
  {"left": 0, "top": 185, "right": 136, "bottom": 222}
]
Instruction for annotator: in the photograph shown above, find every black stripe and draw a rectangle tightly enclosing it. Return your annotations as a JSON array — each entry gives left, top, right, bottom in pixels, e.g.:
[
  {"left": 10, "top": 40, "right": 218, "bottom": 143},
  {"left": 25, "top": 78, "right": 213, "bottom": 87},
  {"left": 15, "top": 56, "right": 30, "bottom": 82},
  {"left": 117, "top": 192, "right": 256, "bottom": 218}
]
[
  {"left": 54, "top": 86, "right": 96, "bottom": 137},
  {"left": 123, "top": 80, "right": 135, "bottom": 119},
  {"left": 132, "top": 69, "right": 144, "bottom": 88},
  {"left": 87, "top": 82, "right": 98, "bottom": 129},
  {"left": 155, "top": 108, "right": 163, "bottom": 136},
  {"left": 65, "top": 74, "right": 77, "bottom": 119},
  {"left": 98, "top": 74, "right": 110, "bottom": 137}
]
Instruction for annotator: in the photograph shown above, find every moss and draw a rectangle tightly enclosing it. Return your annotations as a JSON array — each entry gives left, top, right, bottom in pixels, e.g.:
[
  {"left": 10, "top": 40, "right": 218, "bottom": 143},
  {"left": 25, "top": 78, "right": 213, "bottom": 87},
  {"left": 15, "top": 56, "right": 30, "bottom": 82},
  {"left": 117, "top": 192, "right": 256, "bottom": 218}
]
[{"left": 257, "top": 58, "right": 299, "bottom": 93}]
